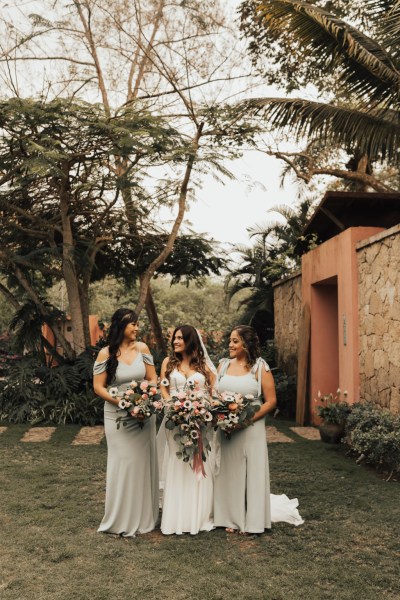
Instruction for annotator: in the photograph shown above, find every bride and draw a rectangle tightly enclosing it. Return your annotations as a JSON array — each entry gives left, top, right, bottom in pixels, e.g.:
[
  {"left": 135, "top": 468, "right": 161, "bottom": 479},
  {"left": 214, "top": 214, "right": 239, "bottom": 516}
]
[{"left": 158, "top": 325, "right": 217, "bottom": 535}]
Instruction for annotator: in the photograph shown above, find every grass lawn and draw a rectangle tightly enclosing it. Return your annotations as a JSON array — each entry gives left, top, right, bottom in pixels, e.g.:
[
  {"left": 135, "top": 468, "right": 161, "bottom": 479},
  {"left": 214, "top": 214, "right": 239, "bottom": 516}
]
[{"left": 0, "top": 420, "right": 399, "bottom": 600}]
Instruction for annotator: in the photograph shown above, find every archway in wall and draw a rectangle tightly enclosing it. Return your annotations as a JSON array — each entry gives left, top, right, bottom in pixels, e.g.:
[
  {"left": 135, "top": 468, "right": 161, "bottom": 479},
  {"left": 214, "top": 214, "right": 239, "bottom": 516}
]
[{"left": 311, "top": 276, "right": 339, "bottom": 403}]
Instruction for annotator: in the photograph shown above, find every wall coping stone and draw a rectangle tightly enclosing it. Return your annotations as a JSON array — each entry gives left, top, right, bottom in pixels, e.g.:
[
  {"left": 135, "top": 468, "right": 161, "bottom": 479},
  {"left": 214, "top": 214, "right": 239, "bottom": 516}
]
[
  {"left": 356, "top": 223, "right": 400, "bottom": 252},
  {"left": 272, "top": 269, "right": 302, "bottom": 288}
]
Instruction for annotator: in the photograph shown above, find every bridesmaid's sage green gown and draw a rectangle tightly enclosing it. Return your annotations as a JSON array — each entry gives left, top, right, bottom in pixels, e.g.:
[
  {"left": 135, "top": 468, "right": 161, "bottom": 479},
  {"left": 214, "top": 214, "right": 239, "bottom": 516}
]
[
  {"left": 214, "top": 359, "right": 271, "bottom": 533},
  {"left": 94, "top": 352, "right": 159, "bottom": 537}
]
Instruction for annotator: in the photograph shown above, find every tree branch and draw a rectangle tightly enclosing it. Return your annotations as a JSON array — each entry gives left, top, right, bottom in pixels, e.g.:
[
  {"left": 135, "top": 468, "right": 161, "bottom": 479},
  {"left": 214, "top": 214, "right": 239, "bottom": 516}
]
[
  {"left": 269, "top": 151, "right": 397, "bottom": 193},
  {"left": 134, "top": 122, "right": 204, "bottom": 314}
]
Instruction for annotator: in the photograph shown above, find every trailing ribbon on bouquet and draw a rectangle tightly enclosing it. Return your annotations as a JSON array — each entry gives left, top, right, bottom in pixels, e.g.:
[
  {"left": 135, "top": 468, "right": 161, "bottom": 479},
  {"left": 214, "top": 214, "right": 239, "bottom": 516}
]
[{"left": 192, "top": 427, "right": 207, "bottom": 480}]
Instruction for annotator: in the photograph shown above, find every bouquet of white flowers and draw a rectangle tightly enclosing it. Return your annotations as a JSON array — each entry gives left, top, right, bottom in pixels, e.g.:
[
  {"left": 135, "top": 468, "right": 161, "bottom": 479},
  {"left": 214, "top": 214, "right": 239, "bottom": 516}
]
[
  {"left": 109, "top": 380, "right": 164, "bottom": 429},
  {"left": 162, "top": 377, "right": 213, "bottom": 477},
  {"left": 211, "top": 391, "right": 260, "bottom": 438}
]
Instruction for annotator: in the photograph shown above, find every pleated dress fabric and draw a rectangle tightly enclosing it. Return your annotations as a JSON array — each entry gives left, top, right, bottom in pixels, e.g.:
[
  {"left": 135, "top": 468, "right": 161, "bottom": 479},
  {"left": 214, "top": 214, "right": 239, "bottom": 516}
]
[
  {"left": 214, "top": 360, "right": 272, "bottom": 533},
  {"left": 94, "top": 353, "right": 159, "bottom": 537},
  {"left": 160, "top": 370, "right": 214, "bottom": 535}
]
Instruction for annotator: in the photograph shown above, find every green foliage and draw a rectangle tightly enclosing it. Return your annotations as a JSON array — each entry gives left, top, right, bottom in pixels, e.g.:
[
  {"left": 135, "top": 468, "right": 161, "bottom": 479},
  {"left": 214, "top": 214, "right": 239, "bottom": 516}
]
[
  {"left": 150, "top": 278, "right": 245, "bottom": 333},
  {"left": 315, "top": 390, "right": 352, "bottom": 424},
  {"left": 345, "top": 402, "right": 400, "bottom": 473},
  {"left": 239, "top": 0, "right": 400, "bottom": 169},
  {"left": 317, "top": 402, "right": 352, "bottom": 425},
  {"left": 273, "top": 370, "right": 297, "bottom": 418},
  {"left": 9, "top": 299, "right": 65, "bottom": 363},
  {"left": 0, "top": 349, "right": 103, "bottom": 425},
  {"left": 225, "top": 199, "right": 314, "bottom": 340}
]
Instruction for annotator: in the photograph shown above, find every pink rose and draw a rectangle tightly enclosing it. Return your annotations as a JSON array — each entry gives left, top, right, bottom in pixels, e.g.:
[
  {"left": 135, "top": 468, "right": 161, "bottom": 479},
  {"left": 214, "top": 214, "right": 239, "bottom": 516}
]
[
  {"left": 133, "top": 406, "right": 140, "bottom": 414},
  {"left": 150, "top": 387, "right": 157, "bottom": 395},
  {"left": 141, "top": 393, "right": 149, "bottom": 400},
  {"left": 140, "top": 381, "right": 149, "bottom": 390}
]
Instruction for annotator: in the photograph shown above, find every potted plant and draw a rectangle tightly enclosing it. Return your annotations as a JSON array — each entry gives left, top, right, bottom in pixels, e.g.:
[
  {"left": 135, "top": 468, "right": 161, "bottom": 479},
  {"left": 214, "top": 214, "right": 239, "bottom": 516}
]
[{"left": 316, "top": 390, "right": 351, "bottom": 443}]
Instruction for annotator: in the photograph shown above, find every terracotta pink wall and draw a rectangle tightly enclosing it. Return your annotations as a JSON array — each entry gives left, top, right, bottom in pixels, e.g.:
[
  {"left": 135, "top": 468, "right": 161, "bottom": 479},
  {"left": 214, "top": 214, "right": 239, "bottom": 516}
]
[
  {"left": 43, "top": 315, "right": 104, "bottom": 362},
  {"left": 301, "top": 227, "right": 384, "bottom": 424}
]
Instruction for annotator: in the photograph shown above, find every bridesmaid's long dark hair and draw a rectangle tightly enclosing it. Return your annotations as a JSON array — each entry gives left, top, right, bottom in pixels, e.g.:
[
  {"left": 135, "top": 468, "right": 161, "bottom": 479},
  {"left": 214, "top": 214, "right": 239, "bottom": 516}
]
[
  {"left": 231, "top": 325, "right": 261, "bottom": 368},
  {"left": 105, "top": 308, "right": 138, "bottom": 385},
  {"left": 166, "top": 325, "right": 211, "bottom": 389}
]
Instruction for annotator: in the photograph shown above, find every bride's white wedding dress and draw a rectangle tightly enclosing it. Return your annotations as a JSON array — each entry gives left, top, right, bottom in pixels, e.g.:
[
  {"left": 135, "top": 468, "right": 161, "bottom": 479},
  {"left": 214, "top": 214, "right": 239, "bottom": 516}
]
[{"left": 158, "top": 369, "right": 215, "bottom": 535}]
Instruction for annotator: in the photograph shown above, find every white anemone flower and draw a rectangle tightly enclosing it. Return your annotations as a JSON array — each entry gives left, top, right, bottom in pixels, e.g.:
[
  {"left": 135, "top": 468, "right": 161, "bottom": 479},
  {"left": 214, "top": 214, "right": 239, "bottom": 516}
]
[
  {"left": 161, "top": 378, "right": 169, "bottom": 386},
  {"left": 109, "top": 387, "right": 118, "bottom": 397},
  {"left": 183, "top": 400, "right": 193, "bottom": 410}
]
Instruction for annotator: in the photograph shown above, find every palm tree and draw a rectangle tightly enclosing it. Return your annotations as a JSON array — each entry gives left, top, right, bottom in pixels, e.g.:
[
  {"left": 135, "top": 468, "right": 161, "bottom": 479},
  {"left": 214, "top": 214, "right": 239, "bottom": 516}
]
[
  {"left": 225, "top": 199, "right": 314, "bottom": 341},
  {"left": 239, "top": 0, "right": 400, "bottom": 172}
]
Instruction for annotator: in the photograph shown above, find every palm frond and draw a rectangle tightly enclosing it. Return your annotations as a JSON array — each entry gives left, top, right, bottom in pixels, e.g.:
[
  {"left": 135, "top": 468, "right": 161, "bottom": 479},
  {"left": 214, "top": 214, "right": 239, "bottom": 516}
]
[
  {"left": 381, "top": 0, "right": 400, "bottom": 52},
  {"left": 255, "top": 0, "right": 400, "bottom": 107},
  {"left": 241, "top": 98, "right": 400, "bottom": 162}
]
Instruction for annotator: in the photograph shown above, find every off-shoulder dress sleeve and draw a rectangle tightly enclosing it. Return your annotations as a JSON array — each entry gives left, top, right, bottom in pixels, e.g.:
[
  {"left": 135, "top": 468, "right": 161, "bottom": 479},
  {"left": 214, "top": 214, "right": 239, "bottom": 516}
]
[
  {"left": 93, "top": 359, "right": 107, "bottom": 375},
  {"left": 142, "top": 353, "right": 154, "bottom": 366}
]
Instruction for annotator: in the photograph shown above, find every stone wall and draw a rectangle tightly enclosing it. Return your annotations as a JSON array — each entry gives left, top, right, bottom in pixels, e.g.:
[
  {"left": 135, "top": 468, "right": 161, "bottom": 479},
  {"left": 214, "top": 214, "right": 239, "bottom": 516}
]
[
  {"left": 357, "top": 224, "right": 400, "bottom": 414},
  {"left": 273, "top": 272, "right": 302, "bottom": 376}
]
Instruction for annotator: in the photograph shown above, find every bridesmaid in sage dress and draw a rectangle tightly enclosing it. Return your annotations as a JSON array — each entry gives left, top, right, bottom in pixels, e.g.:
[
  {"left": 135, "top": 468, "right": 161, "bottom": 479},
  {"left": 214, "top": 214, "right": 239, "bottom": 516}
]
[
  {"left": 93, "top": 308, "right": 159, "bottom": 537},
  {"left": 214, "top": 325, "right": 304, "bottom": 532},
  {"left": 214, "top": 325, "right": 277, "bottom": 534}
]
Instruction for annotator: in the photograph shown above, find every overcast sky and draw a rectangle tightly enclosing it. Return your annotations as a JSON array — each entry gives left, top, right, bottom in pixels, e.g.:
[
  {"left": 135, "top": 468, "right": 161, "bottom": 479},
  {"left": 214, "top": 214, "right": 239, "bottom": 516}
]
[{"left": 184, "top": 148, "right": 299, "bottom": 247}]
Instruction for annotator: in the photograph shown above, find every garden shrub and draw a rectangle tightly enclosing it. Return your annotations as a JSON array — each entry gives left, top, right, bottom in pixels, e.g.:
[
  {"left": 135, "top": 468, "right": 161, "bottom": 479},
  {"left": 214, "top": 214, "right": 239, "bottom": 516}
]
[
  {"left": 273, "top": 370, "right": 297, "bottom": 419},
  {"left": 345, "top": 402, "right": 400, "bottom": 475},
  {"left": 0, "top": 347, "right": 104, "bottom": 425}
]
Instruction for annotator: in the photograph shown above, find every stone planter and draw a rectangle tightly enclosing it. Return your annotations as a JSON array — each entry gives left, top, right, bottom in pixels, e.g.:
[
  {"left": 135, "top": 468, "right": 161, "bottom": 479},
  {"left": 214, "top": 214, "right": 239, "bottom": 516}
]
[{"left": 319, "top": 421, "right": 345, "bottom": 444}]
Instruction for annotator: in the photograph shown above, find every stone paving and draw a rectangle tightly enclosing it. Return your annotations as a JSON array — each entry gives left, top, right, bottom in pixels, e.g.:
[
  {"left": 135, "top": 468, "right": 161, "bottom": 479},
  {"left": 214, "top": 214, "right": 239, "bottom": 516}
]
[
  {"left": 266, "top": 426, "right": 294, "bottom": 443},
  {"left": 21, "top": 427, "right": 56, "bottom": 443},
  {"left": 290, "top": 426, "right": 321, "bottom": 441},
  {"left": 0, "top": 425, "right": 321, "bottom": 444},
  {"left": 71, "top": 426, "right": 105, "bottom": 445}
]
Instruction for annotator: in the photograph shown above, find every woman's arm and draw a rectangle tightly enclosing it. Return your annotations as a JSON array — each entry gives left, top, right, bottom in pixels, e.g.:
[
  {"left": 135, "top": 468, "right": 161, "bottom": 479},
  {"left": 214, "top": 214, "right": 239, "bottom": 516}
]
[
  {"left": 252, "top": 369, "right": 277, "bottom": 422},
  {"left": 206, "top": 366, "right": 216, "bottom": 391},
  {"left": 159, "top": 357, "right": 171, "bottom": 401},
  {"left": 139, "top": 342, "right": 157, "bottom": 384},
  {"left": 93, "top": 348, "right": 119, "bottom": 406}
]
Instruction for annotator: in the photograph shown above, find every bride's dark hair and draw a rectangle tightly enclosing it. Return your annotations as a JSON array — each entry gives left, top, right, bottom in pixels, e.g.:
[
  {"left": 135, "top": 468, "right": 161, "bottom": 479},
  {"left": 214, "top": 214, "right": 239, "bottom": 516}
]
[
  {"left": 165, "top": 325, "right": 211, "bottom": 389},
  {"left": 231, "top": 325, "right": 261, "bottom": 368},
  {"left": 105, "top": 307, "right": 138, "bottom": 385}
]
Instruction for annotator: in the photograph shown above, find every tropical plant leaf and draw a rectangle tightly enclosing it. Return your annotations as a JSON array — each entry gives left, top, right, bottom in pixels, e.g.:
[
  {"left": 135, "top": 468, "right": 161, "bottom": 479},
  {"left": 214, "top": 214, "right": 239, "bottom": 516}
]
[
  {"left": 241, "top": 98, "right": 400, "bottom": 162},
  {"left": 255, "top": 0, "right": 400, "bottom": 107}
]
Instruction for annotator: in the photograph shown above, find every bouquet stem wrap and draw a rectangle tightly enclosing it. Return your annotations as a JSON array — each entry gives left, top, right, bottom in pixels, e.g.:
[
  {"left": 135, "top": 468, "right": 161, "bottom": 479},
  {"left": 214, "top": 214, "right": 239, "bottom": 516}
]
[{"left": 192, "top": 427, "right": 206, "bottom": 479}]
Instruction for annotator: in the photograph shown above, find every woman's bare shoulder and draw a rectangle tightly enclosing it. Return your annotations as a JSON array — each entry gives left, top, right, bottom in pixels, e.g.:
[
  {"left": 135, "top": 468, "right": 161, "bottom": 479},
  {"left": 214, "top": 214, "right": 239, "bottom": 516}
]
[
  {"left": 137, "top": 341, "right": 151, "bottom": 354},
  {"left": 96, "top": 346, "right": 109, "bottom": 362}
]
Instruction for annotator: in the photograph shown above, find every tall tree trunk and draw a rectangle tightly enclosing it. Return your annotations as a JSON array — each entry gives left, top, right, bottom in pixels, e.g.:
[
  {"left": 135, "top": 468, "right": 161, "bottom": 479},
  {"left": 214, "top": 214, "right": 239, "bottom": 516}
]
[
  {"left": 59, "top": 164, "right": 88, "bottom": 355},
  {"left": 144, "top": 283, "right": 167, "bottom": 354},
  {"left": 78, "top": 280, "right": 91, "bottom": 348}
]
